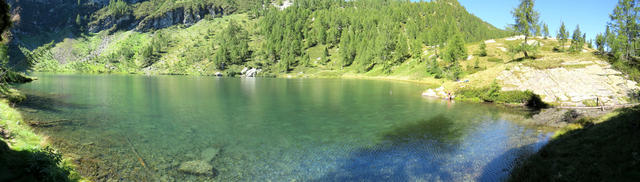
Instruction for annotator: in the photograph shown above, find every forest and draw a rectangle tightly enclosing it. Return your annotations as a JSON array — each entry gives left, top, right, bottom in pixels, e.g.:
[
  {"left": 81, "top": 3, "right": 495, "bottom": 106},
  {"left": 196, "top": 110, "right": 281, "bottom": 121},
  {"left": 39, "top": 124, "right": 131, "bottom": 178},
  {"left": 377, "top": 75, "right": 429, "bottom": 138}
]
[{"left": 12, "top": 0, "right": 508, "bottom": 80}]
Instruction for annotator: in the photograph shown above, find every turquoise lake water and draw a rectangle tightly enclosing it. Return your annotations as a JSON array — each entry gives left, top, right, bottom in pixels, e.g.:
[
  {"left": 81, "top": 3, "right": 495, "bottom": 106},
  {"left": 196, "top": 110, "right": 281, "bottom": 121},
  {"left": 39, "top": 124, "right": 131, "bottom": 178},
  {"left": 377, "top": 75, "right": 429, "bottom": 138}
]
[{"left": 15, "top": 73, "right": 552, "bottom": 181}]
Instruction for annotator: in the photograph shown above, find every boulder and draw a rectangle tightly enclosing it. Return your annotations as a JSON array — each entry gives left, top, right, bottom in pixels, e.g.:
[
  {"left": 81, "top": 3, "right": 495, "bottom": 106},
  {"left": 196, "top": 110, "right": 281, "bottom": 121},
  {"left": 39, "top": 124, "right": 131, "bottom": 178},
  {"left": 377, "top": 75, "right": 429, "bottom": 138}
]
[
  {"left": 201, "top": 147, "right": 220, "bottom": 162},
  {"left": 437, "top": 90, "right": 447, "bottom": 98},
  {"left": 241, "top": 67, "right": 248, "bottom": 74},
  {"left": 215, "top": 72, "right": 223, "bottom": 77},
  {"left": 178, "top": 160, "right": 213, "bottom": 176},
  {"left": 245, "top": 68, "right": 260, "bottom": 77},
  {"left": 422, "top": 89, "right": 437, "bottom": 97}
]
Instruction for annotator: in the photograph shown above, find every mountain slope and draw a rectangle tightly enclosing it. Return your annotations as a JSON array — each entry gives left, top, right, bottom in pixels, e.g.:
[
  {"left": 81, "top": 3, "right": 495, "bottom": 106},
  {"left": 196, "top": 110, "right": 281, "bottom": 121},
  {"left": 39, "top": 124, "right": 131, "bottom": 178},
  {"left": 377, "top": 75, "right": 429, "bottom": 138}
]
[{"left": 22, "top": 0, "right": 510, "bottom": 77}]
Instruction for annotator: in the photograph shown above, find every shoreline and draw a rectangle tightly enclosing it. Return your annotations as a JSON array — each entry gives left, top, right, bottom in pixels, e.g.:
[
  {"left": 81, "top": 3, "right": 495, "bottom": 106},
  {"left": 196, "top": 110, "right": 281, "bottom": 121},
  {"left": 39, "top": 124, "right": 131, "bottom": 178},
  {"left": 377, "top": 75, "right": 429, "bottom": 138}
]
[
  {"left": 0, "top": 99, "right": 87, "bottom": 181},
  {"left": 5, "top": 72, "right": 631, "bottom": 181}
]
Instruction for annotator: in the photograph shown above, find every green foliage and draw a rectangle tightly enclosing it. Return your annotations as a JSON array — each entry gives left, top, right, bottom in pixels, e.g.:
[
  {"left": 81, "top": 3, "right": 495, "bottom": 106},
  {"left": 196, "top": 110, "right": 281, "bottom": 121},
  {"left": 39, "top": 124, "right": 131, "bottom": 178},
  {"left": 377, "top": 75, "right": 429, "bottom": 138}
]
[
  {"left": 511, "top": 0, "right": 540, "bottom": 58},
  {"left": 607, "top": 0, "right": 639, "bottom": 61},
  {"left": 213, "top": 20, "right": 250, "bottom": 70},
  {"left": 34, "top": 0, "right": 511, "bottom": 78},
  {"left": 508, "top": 40, "right": 540, "bottom": 60},
  {"left": 569, "top": 25, "right": 584, "bottom": 53},
  {"left": 107, "top": 0, "right": 131, "bottom": 18},
  {"left": 0, "top": 143, "right": 75, "bottom": 182},
  {"left": 426, "top": 56, "right": 443, "bottom": 79},
  {"left": 259, "top": 0, "right": 507, "bottom": 74},
  {"left": 21, "top": 42, "right": 57, "bottom": 70},
  {"left": 477, "top": 41, "right": 487, "bottom": 57},
  {"left": 321, "top": 46, "right": 330, "bottom": 63},
  {"left": 556, "top": 22, "right": 569, "bottom": 52},
  {"left": 456, "top": 80, "right": 546, "bottom": 108},
  {"left": 0, "top": 44, "right": 8, "bottom": 67},
  {"left": 595, "top": 33, "right": 606, "bottom": 54},
  {"left": 442, "top": 34, "right": 468, "bottom": 63},
  {"left": 542, "top": 23, "right": 549, "bottom": 39}
]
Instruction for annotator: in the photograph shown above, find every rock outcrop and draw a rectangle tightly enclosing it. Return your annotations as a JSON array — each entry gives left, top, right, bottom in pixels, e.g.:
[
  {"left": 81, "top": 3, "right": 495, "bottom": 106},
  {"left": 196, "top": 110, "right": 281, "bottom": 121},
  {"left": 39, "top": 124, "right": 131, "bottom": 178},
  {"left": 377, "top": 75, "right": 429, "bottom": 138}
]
[
  {"left": 497, "top": 60, "right": 639, "bottom": 106},
  {"left": 88, "top": 3, "right": 231, "bottom": 33}
]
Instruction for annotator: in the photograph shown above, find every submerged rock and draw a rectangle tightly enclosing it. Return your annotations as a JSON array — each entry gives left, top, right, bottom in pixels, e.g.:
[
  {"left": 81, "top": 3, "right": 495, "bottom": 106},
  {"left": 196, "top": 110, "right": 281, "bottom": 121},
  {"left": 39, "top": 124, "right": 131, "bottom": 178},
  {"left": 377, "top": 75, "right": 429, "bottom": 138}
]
[
  {"left": 178, "top": 160, "right": 213, "bottom": 176},
  {"left": 201, "top": 147, "right": 220, "bottom": 162}
]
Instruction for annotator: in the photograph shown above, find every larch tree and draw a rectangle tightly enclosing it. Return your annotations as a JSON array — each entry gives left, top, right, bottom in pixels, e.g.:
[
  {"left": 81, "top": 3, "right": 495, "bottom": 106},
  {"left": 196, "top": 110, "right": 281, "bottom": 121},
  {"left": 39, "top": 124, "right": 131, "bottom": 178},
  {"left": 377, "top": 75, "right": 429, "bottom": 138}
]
[
  {"left": 609, "top": 0, "right": 639, "bottom": 61},
  {"left": 511, "top": 0, "right": 540, "bottom": 58}
]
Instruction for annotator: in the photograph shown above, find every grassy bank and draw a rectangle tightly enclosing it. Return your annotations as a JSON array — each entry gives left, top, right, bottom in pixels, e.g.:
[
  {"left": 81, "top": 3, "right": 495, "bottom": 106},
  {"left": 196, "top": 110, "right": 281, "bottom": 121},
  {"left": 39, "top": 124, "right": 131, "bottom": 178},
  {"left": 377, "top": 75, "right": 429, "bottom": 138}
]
[
  {"left": 0, "top": 99, "right": 86, "bottom": 181},
  {"left": 509, "top": 105, "right": 640, "bottom": 181}
]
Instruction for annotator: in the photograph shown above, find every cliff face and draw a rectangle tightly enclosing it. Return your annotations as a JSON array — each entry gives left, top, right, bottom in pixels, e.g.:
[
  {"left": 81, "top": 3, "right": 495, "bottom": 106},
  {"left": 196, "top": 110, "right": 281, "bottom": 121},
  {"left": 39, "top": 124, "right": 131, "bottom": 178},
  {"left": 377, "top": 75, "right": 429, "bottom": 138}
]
[
  {"left": 87, "top": 3, "right": 232, "bottom": 33},
  {"left": 7, "top": 0, "right": 143, "bottom": 37}
]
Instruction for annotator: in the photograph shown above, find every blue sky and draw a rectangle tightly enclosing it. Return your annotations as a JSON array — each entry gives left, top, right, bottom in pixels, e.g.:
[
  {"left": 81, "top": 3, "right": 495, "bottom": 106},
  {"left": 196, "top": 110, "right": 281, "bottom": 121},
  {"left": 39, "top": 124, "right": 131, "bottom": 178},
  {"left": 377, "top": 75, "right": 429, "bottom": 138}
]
[{"left": 456, "top": 0, "right": 618, "bottom": 41}]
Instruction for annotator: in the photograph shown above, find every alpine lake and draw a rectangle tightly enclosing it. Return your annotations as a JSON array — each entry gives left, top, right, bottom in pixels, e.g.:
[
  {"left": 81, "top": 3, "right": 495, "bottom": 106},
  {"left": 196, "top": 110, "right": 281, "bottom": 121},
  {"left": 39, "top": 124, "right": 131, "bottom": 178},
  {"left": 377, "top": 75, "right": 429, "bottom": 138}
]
[{"left": 14, "top": 73, "right": 553, "bottom": 181}]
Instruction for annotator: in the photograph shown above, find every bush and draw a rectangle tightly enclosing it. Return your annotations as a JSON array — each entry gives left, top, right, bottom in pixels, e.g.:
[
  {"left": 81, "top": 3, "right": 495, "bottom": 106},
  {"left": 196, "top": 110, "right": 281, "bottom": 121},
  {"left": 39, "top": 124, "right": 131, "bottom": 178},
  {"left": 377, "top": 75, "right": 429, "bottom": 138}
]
[
  {"left": 456, "top": 81, "right": 547, "bottom": 108},
  {"left": 0, "top": 143, "right": 74, "bottom": 182}
]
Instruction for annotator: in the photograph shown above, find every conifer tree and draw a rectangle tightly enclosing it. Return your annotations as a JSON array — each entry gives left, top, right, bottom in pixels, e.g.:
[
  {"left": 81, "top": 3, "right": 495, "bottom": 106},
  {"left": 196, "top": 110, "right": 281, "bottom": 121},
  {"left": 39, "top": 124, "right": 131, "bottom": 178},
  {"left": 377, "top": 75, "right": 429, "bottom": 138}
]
[
  {"left": 478, "top": 41, "right": 487, "bottom": 57},
  {"left": 511, "top": 0, "right": 540, "bottom": 58},
  {"left": 542, "top": 23, "right": 549, "bottom": 39},
  {"left": 557, "top": 22, "right": 569, "bottom": 52},
  {"left": 570, "top": 25, "right": 583, "bottom": 53}
]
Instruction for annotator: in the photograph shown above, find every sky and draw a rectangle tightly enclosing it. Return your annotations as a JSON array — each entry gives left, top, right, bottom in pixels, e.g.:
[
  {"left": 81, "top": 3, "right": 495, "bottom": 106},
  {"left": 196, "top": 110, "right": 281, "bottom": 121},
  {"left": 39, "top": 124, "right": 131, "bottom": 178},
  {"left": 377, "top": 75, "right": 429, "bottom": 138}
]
[{"left": 455, "top": 0, "right": 618, "bottom": 41}]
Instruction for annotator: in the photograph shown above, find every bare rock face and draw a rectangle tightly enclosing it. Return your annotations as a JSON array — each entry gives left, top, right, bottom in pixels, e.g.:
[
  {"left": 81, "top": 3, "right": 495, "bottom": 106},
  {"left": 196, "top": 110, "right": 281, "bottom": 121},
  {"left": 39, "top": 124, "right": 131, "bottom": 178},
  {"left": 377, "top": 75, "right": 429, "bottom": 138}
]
[
  {"left": 89, "top": 3, "right": 230, "bottom": 33},
  {"left": 178, "top": 160, "right": 213, "bottom": 176},
  {"left": 498, "top": 60, "right": 640, "bottom": 107}
]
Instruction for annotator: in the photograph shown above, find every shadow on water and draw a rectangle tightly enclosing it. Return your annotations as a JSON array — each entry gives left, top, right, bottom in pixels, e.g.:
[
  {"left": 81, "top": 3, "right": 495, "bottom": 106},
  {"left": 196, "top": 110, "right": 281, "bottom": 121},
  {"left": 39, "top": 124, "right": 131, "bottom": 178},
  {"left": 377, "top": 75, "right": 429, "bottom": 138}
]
[
  {"left": 477, "top": 142, "right": 544, "bottom": 182},
  {"left": 16, "top": 93, "right": 91, "bottom": 113},
  {"left": 313, "top": 115, "right": 465, "bottom": 181}
]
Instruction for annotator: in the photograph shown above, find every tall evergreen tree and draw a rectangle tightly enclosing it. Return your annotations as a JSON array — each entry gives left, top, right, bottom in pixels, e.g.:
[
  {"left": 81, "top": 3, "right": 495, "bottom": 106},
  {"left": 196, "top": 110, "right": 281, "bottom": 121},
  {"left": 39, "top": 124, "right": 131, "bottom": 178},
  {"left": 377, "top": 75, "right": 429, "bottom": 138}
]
[
  {"left": 608, "top": 0, "right": 639, "bottom": 61},
  {"left": 511, "top": 0, "right": 540, "bottom": 58},
  {"left": 570, "top": 25, "right": 583, "bottom": 53},
  {"left": 478, "top": 41, "right": 487, "bottom": 57},
  {"left": 442, "top": 33, "right": 467, "bottom": 63},
  {"left": 557, "top": 22, "right": 569, "bottom": 52},
  {"left": 213, "top": 20, "right": 250, "bottom": 69},
  {"left": 322, "top": 46, "right": 329, "bottom": 63},
  {"left": 542, "top": 23, "right": 550, "bottom": 39},
  {"left": 596, "top": 33, "right": 606, "bottom": 54}
]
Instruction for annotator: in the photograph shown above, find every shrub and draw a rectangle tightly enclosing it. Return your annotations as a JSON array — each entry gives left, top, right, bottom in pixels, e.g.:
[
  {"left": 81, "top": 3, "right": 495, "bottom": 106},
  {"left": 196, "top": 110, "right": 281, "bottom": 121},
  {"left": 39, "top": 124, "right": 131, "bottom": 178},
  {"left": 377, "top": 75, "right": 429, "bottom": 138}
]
[{"left": 455, "top": 82, "right": 547, "bottom": 108}]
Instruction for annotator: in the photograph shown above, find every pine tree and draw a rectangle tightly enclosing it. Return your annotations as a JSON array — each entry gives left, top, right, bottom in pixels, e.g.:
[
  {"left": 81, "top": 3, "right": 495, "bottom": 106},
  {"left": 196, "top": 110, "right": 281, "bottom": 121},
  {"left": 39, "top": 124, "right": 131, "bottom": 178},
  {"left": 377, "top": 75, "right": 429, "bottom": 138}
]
[
  {"left": 543, "top": 23, "right": 549, "bottom": 39},
  {"left": 442, "top": 33, "right": 467, "bottom": 63},
  {"left": 322, "top": 46, "right": 329, "bottom": 63},
  {"left": 511, "top": 0, "right": 540, "bottom": 58},
  {"left": 609, "top": 0, "right": 639, "bottom": 60},
  {"left": 213, "top": 20, "right": 250, "bottom": 69},
  {"left": 596, "top": 33, "right": 606, "bottom": 54},
  {"left": 478, "top": 41, "right": 487, "bottom": 57},
  {"left": 570, "top": 25, "right": 583, "bottom": 53},
  {"left": 557, "top": 22, "right": 569, "bottom": 52}
]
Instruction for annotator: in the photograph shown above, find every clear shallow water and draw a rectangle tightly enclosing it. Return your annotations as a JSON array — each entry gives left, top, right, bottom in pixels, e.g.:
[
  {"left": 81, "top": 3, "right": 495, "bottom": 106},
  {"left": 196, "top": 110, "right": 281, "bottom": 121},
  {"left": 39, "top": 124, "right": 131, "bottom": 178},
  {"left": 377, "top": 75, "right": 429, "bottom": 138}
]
[{"left": 15, "top": 73, "right": 552, "bottom": 181}]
